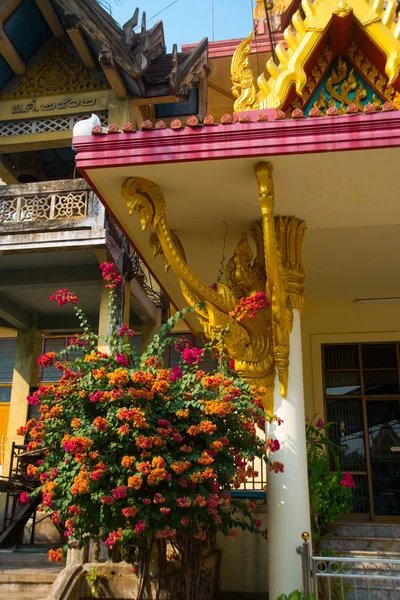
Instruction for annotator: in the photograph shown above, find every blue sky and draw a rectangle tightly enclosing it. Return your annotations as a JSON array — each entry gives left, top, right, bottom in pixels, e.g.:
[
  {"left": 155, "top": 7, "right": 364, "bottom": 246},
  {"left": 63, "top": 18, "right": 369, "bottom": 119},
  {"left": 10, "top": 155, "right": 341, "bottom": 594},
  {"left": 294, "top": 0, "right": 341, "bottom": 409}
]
[{"left": 109, "top": 0, "right": 254, "bottom": 51}]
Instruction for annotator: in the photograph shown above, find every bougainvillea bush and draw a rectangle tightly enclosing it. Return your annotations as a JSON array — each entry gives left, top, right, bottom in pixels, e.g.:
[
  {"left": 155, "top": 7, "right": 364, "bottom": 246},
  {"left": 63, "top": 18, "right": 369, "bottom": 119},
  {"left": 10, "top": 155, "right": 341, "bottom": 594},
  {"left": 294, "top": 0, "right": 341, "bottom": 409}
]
[{"left": 18, "top": 263, "right": 282, "bottom": 600}]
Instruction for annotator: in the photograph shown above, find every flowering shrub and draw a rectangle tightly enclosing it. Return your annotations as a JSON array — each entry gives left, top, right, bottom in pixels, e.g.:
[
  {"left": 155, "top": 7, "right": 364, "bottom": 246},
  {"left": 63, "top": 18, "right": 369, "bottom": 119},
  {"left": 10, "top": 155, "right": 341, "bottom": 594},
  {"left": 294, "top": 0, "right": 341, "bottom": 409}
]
[
  {"left": 306, "top": 416, "right": 354, "bottom": 545},
  {"left": 18, "top": 265, "right": 282, "bottom": 600}
]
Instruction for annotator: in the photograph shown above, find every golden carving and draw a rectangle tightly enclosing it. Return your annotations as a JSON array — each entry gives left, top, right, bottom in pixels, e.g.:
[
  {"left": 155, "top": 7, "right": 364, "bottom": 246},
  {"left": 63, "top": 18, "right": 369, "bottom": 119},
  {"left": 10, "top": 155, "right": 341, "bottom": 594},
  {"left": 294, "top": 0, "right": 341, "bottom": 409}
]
[
  {"left": 231, "top": 0, "right": 400, "bottom": 110},
  {"left": 122, "top": 165, "right": 306, "bottom": 409},
  {"left": 122, "top": 176, "right": 276, "bottom": 410},
  {"left": 255, "top": 162, "right": 306, "bottom": 398},
  {"left": 333, "top": 0, "right": 352, "bottom": 17},
  {"left": 254, "top": 0, "right": 293, "bottom": 18},
  {"left": 231, "top": 32, "right": 259, "bottom": 113},
  {"left": 2, "top": 40, "right": 108, "bottom": 100},
  {"left": 347, "top": 41, "right": 400, "bottom": 108}
]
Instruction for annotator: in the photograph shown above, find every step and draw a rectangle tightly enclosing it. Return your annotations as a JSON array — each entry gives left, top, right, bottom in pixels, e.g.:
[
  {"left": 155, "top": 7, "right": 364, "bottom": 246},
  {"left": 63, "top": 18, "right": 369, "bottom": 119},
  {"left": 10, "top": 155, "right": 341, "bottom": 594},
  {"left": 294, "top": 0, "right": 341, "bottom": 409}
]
[
  {"left": 0, "top": 568, "right": 61, "bottom": 600},
  {"left": 328, "top": 523, "right": 400, "bottom": 539},
  {"left": 0, "top": 548, "right": 63, "bottom": 569},
  {"left": 322, "top": 536, "right": 400, "bottom": 553}
]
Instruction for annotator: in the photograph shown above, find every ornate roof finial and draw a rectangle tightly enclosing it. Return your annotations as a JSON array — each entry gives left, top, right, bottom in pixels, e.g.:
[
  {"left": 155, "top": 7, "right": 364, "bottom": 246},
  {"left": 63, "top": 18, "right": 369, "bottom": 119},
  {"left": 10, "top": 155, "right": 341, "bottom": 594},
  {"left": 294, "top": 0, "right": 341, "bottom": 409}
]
[{"left": 231, "top": 32, "right": 260, "bottom": 112}]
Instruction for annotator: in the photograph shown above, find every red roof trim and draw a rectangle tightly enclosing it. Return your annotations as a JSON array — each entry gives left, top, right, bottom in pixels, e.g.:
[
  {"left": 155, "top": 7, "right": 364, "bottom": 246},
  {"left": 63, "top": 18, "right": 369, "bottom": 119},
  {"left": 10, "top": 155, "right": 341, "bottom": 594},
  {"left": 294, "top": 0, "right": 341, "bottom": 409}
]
[
  {"left": 74, "top": 111, "right": 400, "bottom": 173},
  {"left": 182, "top": 33, "right": 284, "bottom": 59}
]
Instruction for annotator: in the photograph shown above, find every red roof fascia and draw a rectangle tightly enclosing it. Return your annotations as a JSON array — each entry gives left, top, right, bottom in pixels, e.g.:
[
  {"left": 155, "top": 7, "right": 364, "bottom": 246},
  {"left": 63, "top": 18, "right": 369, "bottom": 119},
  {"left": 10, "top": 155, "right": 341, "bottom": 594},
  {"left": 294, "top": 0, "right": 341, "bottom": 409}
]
[
  {"left": 182, "top": 34, "right": 284, "bottom": 59},
  {"left": 74, "top": 111, "right": 400, "bottom": 173}
]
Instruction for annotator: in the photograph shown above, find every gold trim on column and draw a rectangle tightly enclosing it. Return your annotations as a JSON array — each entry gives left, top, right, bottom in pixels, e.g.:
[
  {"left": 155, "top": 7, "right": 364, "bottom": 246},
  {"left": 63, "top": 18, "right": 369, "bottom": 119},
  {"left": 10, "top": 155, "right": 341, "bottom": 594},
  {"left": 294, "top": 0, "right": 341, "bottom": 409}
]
[{"left": 255, "top": 162, "right": 306, "bottom": 398}]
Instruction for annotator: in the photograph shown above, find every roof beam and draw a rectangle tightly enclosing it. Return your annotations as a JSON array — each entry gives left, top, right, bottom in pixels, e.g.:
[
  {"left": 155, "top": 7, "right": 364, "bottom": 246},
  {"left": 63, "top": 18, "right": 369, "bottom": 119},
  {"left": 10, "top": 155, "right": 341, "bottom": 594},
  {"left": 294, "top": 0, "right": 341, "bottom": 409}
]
[
  {"left": 99, "top": 48, "right": 127, "bottom": 98},
  {"left": 0, "top": 264, "right": 100, "bottom": 289},
  {"left": 208, "top": 80, "right": 235, "bottom": 101},
  {"left": 0, "top": 0, "right": 22, "bottom": 22},
  {"left": 0, "top": 22, "right": 25, "bottom": 75},
  {"left": 0, "top": 155, "right": 18, "bottom": 184},
  {"left": 130, "top": 279, "right": 158, "bottom": 324},
  {"left": 34, "top": 0, "right": 64, "bottom": 38},
  {"left": 63, "top": 13, "right": 96, "bottom": 69},
  {"left": 0, "top": 293, "right": 31, "bottom": 330}
]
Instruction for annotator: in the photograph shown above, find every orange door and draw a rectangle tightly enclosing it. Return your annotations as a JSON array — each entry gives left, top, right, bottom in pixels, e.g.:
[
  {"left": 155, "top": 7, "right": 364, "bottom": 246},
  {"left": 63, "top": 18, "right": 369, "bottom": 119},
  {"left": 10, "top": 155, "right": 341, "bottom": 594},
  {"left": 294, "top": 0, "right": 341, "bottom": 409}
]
[{"left": 0, "top": 403, "right": 10, "bottom": 466}]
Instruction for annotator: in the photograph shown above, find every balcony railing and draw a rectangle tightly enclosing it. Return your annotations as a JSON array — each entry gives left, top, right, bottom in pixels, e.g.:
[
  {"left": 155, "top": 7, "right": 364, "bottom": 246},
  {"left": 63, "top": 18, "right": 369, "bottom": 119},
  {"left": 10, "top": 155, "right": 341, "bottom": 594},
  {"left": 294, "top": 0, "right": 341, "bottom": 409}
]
[
  {"left": 0, "top": 188, "right": 88, "bottom": 224},
  {"left": 0, "top": 178, "right": 106, "bottom": 251}
]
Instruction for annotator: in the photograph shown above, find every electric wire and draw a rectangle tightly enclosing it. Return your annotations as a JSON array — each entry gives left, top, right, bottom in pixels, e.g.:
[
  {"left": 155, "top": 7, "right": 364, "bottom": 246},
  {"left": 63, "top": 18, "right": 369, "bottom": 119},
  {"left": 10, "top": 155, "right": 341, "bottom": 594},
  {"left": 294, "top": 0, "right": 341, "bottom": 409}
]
[
  {"left": 133, "top": 0, "right": 180, "bottom": 30},
  {"left": 250, "top": 0, "right": 261, "bottom": 80}
]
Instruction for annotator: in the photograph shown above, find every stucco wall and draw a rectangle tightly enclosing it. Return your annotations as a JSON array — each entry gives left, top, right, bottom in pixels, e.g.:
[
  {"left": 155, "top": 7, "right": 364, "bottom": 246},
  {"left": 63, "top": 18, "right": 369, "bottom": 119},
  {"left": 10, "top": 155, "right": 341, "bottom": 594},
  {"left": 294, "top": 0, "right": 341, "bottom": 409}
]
[{"left": 301, "top": 298, "right": 400, "bottom": 419}]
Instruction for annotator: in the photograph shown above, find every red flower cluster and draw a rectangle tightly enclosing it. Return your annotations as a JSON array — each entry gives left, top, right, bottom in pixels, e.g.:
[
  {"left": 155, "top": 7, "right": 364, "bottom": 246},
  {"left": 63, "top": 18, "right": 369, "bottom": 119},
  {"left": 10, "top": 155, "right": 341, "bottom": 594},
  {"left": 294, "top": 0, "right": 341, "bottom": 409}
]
[
  {"left": 100, "top": 262, "right": 123, "bottom": 289},
  {"left": 48, "top": 548, "right": 63, "bottom": 563},
  {"left": 117, "top": 324, "right": 135, "bottom": 337},
  {"left": 229, "top": 292, "right": 270, "bottom": 322},
  {"left": 182, "top": 347, "right": 203, "bottom": 365},
  {"left": 37, "top": 352, "right": 57, "bottom": 368},
  {"left": 49, "top": 289, "right": 78, "bottom": 306},
  {"left": 340, "top": 472, "right": 355, "bottom": 489}
]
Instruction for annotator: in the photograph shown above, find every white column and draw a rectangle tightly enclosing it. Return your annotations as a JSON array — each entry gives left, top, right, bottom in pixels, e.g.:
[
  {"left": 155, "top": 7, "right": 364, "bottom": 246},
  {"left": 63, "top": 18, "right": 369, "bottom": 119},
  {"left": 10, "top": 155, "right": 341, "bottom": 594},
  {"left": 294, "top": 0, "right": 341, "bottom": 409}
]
[{"left": 266, "top": 309, "right": 311, "bottom": 600}]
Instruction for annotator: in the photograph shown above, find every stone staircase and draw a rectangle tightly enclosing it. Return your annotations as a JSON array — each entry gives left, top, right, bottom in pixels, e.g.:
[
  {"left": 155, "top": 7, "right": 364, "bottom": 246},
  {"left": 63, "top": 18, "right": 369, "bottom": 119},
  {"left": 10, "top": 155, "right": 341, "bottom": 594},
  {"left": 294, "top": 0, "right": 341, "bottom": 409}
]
[
  {"left": 322, "top": 523, "right": 400, "bottom": 558},
  {"left": 0, "top": 549, "right": 63, "bottom": 599}
]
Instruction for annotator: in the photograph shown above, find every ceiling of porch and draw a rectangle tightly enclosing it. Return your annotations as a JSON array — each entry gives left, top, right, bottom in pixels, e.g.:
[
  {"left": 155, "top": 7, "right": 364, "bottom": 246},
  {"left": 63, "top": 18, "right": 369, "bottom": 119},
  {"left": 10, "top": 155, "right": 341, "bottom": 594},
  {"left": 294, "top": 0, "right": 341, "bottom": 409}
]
[{"left": 84, "top": 146, "right": 400, "bottom": 314}]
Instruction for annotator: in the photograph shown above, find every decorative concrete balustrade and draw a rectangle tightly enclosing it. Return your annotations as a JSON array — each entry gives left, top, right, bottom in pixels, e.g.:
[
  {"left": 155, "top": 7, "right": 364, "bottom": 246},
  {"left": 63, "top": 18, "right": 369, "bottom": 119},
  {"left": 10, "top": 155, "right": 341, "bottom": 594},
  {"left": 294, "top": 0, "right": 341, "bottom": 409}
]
[{"left": 0, "top": 178, "right": 106, "bottom": 252}]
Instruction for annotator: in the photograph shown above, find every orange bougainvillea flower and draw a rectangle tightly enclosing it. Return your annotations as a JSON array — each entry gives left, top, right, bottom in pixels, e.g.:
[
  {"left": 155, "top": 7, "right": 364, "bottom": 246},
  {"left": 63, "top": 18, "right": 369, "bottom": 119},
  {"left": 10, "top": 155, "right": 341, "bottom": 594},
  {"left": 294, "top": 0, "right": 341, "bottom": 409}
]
[
  {"left": 128, "top": 475, "right": 143, "bottom": 490},
  {"left": 108, "top": 369, "right": 129, "bottom": 387}
]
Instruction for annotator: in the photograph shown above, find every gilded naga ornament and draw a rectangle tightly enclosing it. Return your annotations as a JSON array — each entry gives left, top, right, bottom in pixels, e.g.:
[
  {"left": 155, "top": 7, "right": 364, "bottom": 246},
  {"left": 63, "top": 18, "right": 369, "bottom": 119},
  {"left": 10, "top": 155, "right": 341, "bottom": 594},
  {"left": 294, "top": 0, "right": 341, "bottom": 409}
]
[
  {"left": 121, "top": 176, "right": 275, "bottom": 410},
  {"left": 255, "top": 162, "right": 306, "bottom": 397},
  {"left": 231, "top": 33, "right": 259, "bottom": 113},
  {"left": 121, "top": 164, "right": 306, "bottom": 408}
]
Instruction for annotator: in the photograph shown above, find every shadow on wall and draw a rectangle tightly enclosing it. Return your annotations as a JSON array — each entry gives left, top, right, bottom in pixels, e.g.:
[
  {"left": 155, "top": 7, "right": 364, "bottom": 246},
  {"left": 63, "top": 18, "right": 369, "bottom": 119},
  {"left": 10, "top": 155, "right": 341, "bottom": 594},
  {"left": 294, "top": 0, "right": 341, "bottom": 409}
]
[{"left": 217, "top": 510, "right": 268, "bottom": 598}]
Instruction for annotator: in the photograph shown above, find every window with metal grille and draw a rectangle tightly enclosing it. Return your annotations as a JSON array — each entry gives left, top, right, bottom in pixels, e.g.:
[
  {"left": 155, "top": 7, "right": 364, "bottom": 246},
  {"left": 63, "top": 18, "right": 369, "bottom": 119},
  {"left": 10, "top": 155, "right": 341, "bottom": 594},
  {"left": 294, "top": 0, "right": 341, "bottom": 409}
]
[
  {"left": 39, "top": 336, "right": 84, "bottom": 383},
  {"left": 323, "top": 342, "right": 400, "bottom": 517}
]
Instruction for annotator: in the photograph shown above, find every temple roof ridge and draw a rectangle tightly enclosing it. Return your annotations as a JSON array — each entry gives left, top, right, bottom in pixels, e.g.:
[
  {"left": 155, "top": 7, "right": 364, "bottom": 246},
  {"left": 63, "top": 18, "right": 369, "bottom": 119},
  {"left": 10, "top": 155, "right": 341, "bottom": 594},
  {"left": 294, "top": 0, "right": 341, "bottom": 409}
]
[{"left": 231, "top": 0, "right": 400, "bottom": 110}]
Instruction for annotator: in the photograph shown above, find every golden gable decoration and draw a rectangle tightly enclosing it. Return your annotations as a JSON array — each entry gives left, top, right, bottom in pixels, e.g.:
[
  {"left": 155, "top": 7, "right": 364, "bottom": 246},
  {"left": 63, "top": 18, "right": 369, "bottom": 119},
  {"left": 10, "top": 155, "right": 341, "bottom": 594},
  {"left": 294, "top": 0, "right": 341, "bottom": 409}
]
[
  {"left": 232, "top": 0, "right": 400, "bottom": 111},
  {"left": 2, "top": 40, "right": 108, "bottom": 100}
]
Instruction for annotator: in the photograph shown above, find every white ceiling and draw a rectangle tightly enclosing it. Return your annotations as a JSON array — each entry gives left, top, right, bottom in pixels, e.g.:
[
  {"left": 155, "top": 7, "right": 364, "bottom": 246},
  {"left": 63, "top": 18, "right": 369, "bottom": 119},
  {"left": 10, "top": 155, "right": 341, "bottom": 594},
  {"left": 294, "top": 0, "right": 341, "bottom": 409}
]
[{"left": 85, "top": 146, "right": 400, "bottom": 307}]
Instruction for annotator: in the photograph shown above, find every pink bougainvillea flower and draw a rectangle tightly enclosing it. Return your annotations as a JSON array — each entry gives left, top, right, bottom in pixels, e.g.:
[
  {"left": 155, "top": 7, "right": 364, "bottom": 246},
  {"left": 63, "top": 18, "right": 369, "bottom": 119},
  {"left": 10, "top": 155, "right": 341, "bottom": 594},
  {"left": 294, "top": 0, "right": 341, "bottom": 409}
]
[
  {"left": 340, "top": 472, "right": 355, "bottom": 489},
  {"left": 116, "top": 354, "right": 129, "bottom": 367},
  {"left": 37, "top": 352, "right": 57, "bottom": 368},
  {"left": 49, "top": 289, "right": 78, "bottom": 306},
  {"left": 19, "top": 491, "right": 30, "bottom": 504},
  {"left": 101, "top": 495, "right": 115, "bottom": 505},
  {"left": 183, "top": 347, "right": 203, "bottom": 366},
  {"left": 170, "top": 366, "right": 183, "bottom": 382},
  {"left": 229, "top": 292, "right": 270, "bottom": 322},
  {"left": 316, "top": 418, "right": 325, "bottom": 428},
  {"left": 135, "top": 520, "right": 146, "bottom": 534},
  {"left": 99, "top": 263, "right": 123, "bottom": 289},
  {"left": 117, "top": 324, "right": 135, "bottom": 337},
  {"left": 112, "top": 486, "right": 128, "bottom": 500}
]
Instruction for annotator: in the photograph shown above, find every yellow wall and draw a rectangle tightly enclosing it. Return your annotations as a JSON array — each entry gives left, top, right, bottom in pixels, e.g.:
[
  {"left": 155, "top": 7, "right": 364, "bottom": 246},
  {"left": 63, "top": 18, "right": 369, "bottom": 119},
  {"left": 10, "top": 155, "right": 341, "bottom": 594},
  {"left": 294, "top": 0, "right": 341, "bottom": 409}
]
[
  {"left": 301, "top": 298, "right": 400, "bottom": 419},
  {"left": 0, "top": 327, "right": 17, "bottom": 338}
]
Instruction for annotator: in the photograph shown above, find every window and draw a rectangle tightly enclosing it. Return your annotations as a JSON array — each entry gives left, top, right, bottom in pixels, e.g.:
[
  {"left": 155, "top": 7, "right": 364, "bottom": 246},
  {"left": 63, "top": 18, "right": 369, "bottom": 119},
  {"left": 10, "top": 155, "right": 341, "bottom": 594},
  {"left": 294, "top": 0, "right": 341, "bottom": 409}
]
[
  {"left": 39, "top": 336, "right": 84, "bottom": 383},
  {"left": 323, "top": 343, "right": 400, "bottom": 516},
  {"left": 164, "top": 334, "right": 218, "bottom": 373},
  {"left": 0, "top": 338, "right": 17, "bottom": 403}
]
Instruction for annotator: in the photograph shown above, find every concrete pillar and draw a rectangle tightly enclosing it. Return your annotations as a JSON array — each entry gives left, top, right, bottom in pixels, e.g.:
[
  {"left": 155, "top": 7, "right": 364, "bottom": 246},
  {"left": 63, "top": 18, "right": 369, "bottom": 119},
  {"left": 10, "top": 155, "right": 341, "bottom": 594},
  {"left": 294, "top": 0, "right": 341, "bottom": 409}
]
[
  {"left": 266, "top": 309, "right": 311, "bottom": 599},
  {"left": 3, "top": 322, "right": 41, "bottom": 475},
  {"left": 140, "top": 311, "right": 162, "bottom": 355}
]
